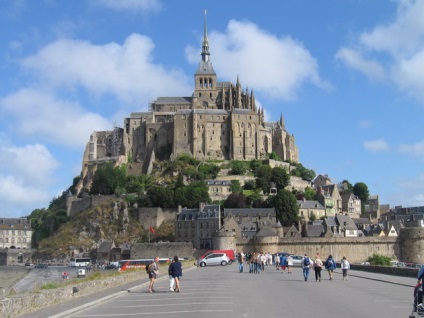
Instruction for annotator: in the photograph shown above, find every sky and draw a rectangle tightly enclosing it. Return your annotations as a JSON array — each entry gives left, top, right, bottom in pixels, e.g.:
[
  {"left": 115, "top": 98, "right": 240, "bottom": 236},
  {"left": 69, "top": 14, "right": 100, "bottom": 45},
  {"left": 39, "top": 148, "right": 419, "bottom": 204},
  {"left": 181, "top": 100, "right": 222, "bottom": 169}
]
[{"left": 1, "top": 0, "right": 424, "bottom": 218}]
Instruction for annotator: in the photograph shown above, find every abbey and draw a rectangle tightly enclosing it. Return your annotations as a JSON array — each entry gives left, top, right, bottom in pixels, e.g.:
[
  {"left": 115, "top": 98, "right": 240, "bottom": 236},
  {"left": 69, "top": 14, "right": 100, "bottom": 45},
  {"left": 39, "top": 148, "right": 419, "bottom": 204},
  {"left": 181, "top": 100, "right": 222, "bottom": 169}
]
[{"left": 78, "top": 16, "right": 298, "bottom": 190}]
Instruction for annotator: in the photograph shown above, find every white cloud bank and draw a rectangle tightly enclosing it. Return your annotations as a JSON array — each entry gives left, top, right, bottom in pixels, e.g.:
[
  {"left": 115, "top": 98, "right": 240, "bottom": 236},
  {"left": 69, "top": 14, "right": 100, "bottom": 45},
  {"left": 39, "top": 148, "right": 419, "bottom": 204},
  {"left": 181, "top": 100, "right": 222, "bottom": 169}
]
[
  {"left": 96, "top": 0, "right": 162, "bottom": 13},
  {"left": 363, "top": 139, "right": 390, "bottom": 152},
  {"left": 336, "top": 0, "right": 424, "bottom": 101},
  {"left": 186, "top": 19, "right": 327, "bottom": 101},
  {"left": 398, "top": 140, "right": 424, "bottom": 159}
]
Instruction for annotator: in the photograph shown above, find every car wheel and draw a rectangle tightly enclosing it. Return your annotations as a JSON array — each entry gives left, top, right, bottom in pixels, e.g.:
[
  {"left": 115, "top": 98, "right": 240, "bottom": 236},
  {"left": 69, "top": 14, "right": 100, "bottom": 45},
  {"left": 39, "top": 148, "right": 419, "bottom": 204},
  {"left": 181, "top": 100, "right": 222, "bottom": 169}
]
[
  {"left": 200, "top": 262, "right": 206, "bottom": 267},
  {"left": 221, "top": 261, "right": 227, "bottom": 266}
]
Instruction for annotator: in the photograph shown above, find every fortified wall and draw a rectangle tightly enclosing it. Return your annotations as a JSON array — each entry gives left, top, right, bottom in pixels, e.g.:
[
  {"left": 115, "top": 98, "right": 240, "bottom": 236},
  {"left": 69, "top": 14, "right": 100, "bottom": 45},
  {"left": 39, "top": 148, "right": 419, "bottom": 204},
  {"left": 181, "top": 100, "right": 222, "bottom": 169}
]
[
  {"left": 67, "top": 195, "right": 115, "bottom": 217},
  {"left": 131, "top": 242, "right": 193, "bottom": 260},
  {"left": 213, "top": 227, "right": 424, "bottom": 264}
]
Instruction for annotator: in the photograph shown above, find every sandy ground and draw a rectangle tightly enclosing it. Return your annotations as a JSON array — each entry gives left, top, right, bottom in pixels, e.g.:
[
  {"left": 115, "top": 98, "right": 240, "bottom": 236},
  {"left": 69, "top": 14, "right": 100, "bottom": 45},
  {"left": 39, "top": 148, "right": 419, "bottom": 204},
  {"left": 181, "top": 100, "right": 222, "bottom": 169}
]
[{"left": 0, "top": 266, "right": 29, "bottom": 296}]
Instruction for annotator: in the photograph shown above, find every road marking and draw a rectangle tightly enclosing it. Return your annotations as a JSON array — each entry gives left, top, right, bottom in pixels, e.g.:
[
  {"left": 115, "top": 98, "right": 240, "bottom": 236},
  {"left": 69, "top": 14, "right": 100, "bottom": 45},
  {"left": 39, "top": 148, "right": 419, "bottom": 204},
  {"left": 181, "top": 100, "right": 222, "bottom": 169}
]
[{"left": 74, "top": 309, "right": 233, "bottom": 317}]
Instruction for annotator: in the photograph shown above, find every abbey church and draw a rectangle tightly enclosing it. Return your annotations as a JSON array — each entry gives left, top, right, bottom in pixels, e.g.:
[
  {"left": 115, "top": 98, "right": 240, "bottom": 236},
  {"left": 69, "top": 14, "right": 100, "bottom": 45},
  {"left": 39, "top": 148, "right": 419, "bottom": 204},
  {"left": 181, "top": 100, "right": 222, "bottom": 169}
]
[{"left": 78, "top": 15, "right": 299, "bottom": 191}]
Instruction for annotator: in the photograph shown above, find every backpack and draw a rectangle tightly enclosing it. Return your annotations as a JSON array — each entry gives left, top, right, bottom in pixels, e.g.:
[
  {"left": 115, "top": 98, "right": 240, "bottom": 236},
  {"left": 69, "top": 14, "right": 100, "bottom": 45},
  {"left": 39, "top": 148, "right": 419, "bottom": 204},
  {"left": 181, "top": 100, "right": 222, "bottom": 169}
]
[
  {"left": 327, "top": 259, "right": 334, "bottom": 268},
  {"left": 304, "top": 257, "right": 310, "bottom": 266},
  {"left": 146, "top": 262, "right": 153, "bottom": 274}
]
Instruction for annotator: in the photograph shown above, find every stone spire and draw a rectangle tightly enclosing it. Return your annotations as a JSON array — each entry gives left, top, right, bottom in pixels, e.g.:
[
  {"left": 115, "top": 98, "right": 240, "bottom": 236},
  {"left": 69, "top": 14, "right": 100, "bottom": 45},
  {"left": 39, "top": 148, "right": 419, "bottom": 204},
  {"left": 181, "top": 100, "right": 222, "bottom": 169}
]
[{"left": 201, "top": 10, "right": 210, "bottom": 63}]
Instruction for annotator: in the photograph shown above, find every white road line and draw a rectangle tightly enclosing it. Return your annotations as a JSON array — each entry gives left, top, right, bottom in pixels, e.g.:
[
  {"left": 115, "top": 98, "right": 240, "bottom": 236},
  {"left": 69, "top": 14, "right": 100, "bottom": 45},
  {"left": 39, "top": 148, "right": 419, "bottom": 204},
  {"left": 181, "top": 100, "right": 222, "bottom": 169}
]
[
  {"left": 98, "top": 302, "right": 234, "bottom": 309},
  {"left": 74, "top": 309, "right": 234, "bottom": 317}
]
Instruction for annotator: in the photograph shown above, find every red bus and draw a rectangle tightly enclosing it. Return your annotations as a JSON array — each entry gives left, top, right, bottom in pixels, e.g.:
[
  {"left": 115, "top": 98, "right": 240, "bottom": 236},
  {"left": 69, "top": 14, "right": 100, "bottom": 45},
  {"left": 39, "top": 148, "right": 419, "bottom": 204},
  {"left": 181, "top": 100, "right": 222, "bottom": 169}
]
[{"left": 118, "top": 258, "right": 170, "bottom": 272}]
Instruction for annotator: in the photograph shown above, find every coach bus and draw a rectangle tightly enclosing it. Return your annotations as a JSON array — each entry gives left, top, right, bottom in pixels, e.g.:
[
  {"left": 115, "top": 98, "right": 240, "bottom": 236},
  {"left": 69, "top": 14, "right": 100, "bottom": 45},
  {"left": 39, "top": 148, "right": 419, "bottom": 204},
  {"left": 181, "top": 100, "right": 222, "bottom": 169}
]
[
  {"left": 118, "top": 258, "right": 170, "bottom": 272},
  {"left": 69, "top": 257, "right": 91, "bottom": 267}
]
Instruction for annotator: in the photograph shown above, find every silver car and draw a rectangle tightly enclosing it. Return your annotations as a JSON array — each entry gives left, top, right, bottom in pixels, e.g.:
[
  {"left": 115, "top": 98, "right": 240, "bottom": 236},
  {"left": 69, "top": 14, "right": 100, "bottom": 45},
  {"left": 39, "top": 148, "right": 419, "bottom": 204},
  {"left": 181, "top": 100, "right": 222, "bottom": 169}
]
[{"left": 198, "top": 253, "right": 230, "bottom": 267}]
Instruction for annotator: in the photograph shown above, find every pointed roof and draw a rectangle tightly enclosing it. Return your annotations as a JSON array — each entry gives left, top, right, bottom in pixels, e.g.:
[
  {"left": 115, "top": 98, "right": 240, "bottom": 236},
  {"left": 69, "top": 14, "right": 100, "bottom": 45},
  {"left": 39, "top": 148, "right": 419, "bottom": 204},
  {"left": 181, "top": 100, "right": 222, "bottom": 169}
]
[
  {"left": 196, "top": 11, "right": 216, "bottom": 76},
  {"left": 255, "top": 225, "right": 277, "bottom": 237}
]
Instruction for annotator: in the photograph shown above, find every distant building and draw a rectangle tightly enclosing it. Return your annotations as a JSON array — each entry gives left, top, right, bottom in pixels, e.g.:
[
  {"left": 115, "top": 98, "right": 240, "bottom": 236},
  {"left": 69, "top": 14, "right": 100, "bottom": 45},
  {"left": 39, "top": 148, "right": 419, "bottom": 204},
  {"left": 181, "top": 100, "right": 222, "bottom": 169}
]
[
  {"left": 341, "top": 192, "right": 361, "bottom": 218},
  {"left": 0, "top": 217, "right": 32, "bottom": 249},
  {"left": 297, "top": 199, "right": 326, "bottom": 221},
  {"left": 363, "top": 195, "right": 380, "bottom": 220},
  {"left": 175, "top": 203, "right": 220, "bottom": 249}
]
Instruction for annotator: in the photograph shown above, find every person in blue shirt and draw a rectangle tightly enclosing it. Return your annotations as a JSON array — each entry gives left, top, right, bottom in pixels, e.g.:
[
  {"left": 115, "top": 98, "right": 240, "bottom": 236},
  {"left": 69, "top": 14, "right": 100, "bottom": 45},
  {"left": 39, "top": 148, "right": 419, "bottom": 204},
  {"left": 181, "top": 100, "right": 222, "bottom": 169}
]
[
  {"left": 325, "top": 254, "right": 337, "bottom": 280},
  {"left": 168, "top": 256, "right": 182, "bottom": 292}
]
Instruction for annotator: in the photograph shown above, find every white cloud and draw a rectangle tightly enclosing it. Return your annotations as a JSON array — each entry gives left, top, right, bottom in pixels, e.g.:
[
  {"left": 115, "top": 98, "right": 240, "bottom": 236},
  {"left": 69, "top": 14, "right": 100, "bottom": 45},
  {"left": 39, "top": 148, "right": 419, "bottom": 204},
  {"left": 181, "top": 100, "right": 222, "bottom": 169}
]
[
  {"left": 336, "top": 0, "right": 424, "bottom": 102},
  {"left": 1, "top": 89, "right": 111, "bottom": 148},
  {"left": 186, "top": 19, "right": 327, "bottom": 101},
  {"left": 335, "top": 47, "right": 385, "bottom": 81},
  {"left": 363, "top": 139, "right": 390, "bottom": 152},
  {"left": 398, "top": 140, "right": 424, "bottom": 158},
  {"left": 96, "top": 0, "right": 162, "bottom": 13},
  {"left": 0, "top": 143, "right": 58, "bottom": 216},
  {"left": 21, "top": 34, "right": 191, "bottom": 105}
]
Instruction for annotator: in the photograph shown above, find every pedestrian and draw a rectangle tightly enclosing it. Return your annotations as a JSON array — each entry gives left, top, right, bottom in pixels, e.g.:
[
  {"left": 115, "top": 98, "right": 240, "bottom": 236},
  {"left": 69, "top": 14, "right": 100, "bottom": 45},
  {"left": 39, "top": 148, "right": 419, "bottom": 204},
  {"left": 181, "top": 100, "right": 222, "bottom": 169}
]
[
  {"left": 147, "top": 257, "right": 159, "bottom": 293},
  {"left": 314, "top": 255, "right": 323, "bottom": 282},
  {"left": 302, "top": 254, "right": 311, "bottom": 281},
  {"left": 168, "top": 258, "right": 175, "bottom": 291},
  {"left": 341, "top": 256, "right": 350, "bottom": 281},
  {"left": 260, "top": 253, "right": 266, "bottom": 272},
  {"left": 237, "top": 252, "right": 244, "bottom": 273},
  {"left": 280, "top": 254, "right": 287, "bottom": 273},
  {"left": 286, "top": 254, "right": 293, "bottom": 274},
  {"left": 325, "top": 254, "right": 336, "bottom": 280},
  {"left": 274, "top": 253, "right": 280, "bottom": 270},
  {"left": 168, "top": 255, "right": 182, "bottom": 292}
]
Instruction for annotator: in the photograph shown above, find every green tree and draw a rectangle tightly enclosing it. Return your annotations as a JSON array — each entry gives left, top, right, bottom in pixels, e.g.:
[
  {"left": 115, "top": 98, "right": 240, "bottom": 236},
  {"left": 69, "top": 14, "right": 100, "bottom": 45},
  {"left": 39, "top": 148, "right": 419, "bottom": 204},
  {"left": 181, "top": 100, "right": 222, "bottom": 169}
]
[
  {"left": 249, "top": 159, "right": 263, "bottom": 175},
  {"left": 147, "top": 186, "right": 174, "bottom": 208},
  {"left": 229, "top": 161, "right": 248, "bottom": 175},
  {"left": 224, "top": 193, "right": 247, "bottom": 208},
  {"left": 174, "top": 182, "right": 210, "bottom": 208},
  {"left": 198, "top": 163, "right": 221, "bottom": 179},
  {"left": 255, "top": 165, "right": 273, "bottom": 193},
  {"left": 291, "top": 163, "right": 316, "bottom": 181},
  {"left": 304, "top": 187, "right": 316, "bottom": 200},
  {"left": 246, "top": 191, "right": 264, "bottom": 208},
  {"left": 353, "top": 182, "right": 370, "bottom": 212},
  {"left": 90, "top": 163, "right": 126, "bottom": 195},
  {"left": 267, "top": 189, "right": 299, "bottom": 226},
  {"left": 270, "top": 166, "right": 290, "bottom": 190},
  {"left": 230, "top": 180, "right": 242, "bottom": 194}
]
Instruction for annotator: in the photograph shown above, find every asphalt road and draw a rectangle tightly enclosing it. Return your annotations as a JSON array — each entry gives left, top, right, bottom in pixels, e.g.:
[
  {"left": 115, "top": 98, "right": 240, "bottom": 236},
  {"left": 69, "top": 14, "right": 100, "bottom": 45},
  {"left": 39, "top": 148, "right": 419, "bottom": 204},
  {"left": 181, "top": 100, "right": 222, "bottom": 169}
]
[{"left": 34, "top": 264, "right": 418, "bottom": 318}]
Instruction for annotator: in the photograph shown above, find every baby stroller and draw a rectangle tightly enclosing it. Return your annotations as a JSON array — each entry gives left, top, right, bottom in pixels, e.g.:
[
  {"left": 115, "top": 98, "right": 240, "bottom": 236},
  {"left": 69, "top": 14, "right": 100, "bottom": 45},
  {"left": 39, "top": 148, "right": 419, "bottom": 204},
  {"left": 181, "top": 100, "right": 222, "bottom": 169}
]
[{"left": 409, "top": 284, "right": 424, "bottom": 318}]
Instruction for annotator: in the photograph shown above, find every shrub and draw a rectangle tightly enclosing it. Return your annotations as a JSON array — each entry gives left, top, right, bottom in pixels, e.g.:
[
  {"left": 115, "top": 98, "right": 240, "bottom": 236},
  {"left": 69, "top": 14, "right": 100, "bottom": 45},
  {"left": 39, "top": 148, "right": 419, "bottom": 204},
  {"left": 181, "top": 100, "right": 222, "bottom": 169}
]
[{"left": 367, "top": 254, "right": 392, "bottom": 266}]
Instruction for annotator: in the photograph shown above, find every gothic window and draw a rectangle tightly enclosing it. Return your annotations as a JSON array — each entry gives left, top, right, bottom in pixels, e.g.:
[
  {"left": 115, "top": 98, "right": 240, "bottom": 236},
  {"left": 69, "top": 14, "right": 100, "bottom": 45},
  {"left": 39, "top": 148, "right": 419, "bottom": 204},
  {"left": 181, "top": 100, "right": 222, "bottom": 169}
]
[
  {"left": 210, "top": 93, "right": 212, "bottom": 98},
  {"left": 184, "top": 132, "right": 186, "bottom": 136}
]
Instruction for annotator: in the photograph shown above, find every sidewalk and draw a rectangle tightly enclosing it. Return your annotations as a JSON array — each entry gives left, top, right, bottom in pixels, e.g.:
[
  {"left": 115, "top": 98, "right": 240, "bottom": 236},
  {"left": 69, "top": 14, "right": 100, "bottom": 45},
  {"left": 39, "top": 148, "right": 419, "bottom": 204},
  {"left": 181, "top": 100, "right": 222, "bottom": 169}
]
[{"left": 338, "top": 268, "right": 417, "bottom": 287}]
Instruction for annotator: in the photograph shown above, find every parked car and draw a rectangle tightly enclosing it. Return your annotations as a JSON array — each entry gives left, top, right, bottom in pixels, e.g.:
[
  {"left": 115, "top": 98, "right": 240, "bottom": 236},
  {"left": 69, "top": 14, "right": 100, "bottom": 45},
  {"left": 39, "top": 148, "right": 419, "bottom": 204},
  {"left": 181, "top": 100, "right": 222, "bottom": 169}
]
[
  {"left": 34, "top": 263, "right": 49, "bottom": 268},
  {"left": 198, "top": 253, "right": 230, "bottom": 267},
  {"left": 105, "top": 264, "right": 117, "bottom": 270},
  {"left": 25, "top": 262, "right": 34, "bottom": 268},
  {"left": 289, "top": 255, "right": 304, "bottom": 267}
]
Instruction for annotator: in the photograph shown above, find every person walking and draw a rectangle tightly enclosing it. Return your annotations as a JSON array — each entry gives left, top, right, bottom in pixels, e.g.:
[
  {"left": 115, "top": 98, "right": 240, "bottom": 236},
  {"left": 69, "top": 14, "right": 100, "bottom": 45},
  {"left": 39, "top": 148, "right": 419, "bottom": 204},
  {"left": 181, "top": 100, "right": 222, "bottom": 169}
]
[
  {"left": 237, "top": 252, "right": 244, "bottom": 273},
  {"left": 168, "top": 255, "right": 182, "bottom": 292},
  {"left": 302, "top": 254, "right": 311, "bottom": 281},
  {"left": 341, "top": 256, "right": 350, "bottom": 281},
  {"left": 314, "top": 255, "right": 323, "bottom": 282},
  {"left": 168, "top": 258, "right": 175, "bottom": 291},
  {"left": 286, "top": 254, "right": 293, "bottom": 274},
  {"left": 280, "top": 254, "right": 287, "bottom": 273},
  {"left": 148, "top": 257, "right": 159, "bottom": 293},
  {"left": 325, "top": 254, "right": 336, "bottom": 280}
]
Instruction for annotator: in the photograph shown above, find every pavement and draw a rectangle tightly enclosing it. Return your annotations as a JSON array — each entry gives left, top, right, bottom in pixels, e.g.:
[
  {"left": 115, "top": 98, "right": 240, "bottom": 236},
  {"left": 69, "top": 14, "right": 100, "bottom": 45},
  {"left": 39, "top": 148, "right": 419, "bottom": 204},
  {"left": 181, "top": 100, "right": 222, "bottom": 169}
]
[{"left": 17, "top": 265, "right": 417, "bottom": 318}]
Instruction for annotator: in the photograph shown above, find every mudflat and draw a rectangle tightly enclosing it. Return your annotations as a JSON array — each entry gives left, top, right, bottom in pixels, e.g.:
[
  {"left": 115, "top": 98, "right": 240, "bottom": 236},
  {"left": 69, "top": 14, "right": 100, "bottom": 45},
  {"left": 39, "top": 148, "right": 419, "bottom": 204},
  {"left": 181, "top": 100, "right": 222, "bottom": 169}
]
[{"left": 0, "top": 266, "right": 29, "bottom": 294}]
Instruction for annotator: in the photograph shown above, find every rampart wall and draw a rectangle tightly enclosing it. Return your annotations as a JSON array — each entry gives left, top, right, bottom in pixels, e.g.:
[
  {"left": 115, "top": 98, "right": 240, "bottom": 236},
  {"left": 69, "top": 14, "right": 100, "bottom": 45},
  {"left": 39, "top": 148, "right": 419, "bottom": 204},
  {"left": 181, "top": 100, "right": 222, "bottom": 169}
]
[
  {"left": 131, "top": 242, "right": 193, "bottom": 260},
  {"left": 69, "top": 195, "right": 115, "bottom": 217}
]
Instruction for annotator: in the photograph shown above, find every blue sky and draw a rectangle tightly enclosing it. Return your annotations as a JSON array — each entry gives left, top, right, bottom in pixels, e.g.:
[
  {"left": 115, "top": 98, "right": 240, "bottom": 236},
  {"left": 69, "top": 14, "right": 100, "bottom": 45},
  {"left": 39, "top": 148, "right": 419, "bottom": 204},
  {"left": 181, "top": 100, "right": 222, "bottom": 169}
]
[{"left": 1, "top": 0, "right": 424, "bottom": 218}]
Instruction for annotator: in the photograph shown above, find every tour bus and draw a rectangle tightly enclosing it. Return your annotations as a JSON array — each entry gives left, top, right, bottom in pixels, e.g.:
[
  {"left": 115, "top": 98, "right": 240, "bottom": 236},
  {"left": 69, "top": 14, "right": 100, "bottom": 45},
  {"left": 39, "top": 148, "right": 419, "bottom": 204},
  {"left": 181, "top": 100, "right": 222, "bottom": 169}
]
[
  {"left": 69, "top": 257, "right": 91, "bottom": 267},
  {"left": 118, "top": 258, "right": 170, "bottom": 272}
]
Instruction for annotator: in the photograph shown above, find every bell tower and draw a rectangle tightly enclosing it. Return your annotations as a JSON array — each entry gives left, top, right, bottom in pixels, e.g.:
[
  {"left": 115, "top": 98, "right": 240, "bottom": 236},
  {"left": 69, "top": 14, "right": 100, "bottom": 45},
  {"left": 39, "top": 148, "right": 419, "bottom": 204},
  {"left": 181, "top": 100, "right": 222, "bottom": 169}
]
[{"left": 194, "top": 10, "right": 218, "bottom": 109}]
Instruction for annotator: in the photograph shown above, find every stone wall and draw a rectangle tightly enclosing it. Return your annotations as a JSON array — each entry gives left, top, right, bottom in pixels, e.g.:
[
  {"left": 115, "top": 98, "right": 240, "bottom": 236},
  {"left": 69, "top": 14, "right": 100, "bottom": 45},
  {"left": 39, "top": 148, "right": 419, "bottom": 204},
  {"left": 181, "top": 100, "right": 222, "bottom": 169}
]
[
  {"left": 398, "top": 227, "right": 424, "bottom": 264},
  {"left": 0, "top": 269, "right": 145, "bottom": 317},
  {"left": 232, "top": 237, "right": 399, "bottom": 264},
  {"left": 135, "top": 207, "right": 178, "bottom": 230},
  {"left": 130, "top": 242, "right": 194, "bottom": 260},
  {"left": 69, "top": 195, "right": 115, "bottom": 217}
]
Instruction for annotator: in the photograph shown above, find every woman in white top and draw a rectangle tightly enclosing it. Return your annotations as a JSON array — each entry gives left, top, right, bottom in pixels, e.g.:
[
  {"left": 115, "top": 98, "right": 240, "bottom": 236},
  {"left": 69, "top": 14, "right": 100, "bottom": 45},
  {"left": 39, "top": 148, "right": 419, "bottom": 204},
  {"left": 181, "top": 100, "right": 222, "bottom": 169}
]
[
  {"left": 341, "top": 256, "right": 350, "bottom": 281},
  {"left": 286, "top": 255, "right": 293, "bottom": 274}
]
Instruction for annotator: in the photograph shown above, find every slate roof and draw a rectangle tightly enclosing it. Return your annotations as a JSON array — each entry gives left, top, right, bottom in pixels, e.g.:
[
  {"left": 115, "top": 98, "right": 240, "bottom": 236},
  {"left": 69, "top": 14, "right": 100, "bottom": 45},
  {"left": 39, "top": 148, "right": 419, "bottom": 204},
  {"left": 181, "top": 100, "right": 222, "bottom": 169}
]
[
  {"left": 0, "top": 218, "right": 31, "bottom": 230},
  {"left": 255, "top": 225, "right": 277, "bottom": 237},
  {"left": 298, "top": 200, "right": 324, "bottom": 209},
  {"left": 224, "top": 208, "right": 276, "bottom": 218},
  {"left": 98, "top": 240, "right": 114, "bottom": 253},
  {"left": 352, "top": 218, "right": 373, "bottom": 225},
  {"left": 336, "top": 214, "right": 357, "bottom": 230},
  {"left": 155, "top": 97, "right": 192, "bottom": 104},
  {"left": 305, "top": 224, "right": 325, "bottom": 237}
]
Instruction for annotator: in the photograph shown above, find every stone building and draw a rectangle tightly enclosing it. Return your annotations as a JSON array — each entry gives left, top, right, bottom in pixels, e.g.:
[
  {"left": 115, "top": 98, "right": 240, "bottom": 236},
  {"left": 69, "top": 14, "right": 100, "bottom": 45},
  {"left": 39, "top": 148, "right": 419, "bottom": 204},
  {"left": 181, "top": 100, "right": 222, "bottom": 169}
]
[
  {"left": 175, "top": 203, "right": 220, "bottom": 249},
  {"left": 76, "top": 15, "right": 299, "bottom": 194},
  {"left": 298, "top": 199, "right": 326, "bottom": 221},
  {"left": 341, "top": 192, "right": 361, "bottom": 218},
  {"left": 0, "top": 217, "right": 32, "bottom": 249}
]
